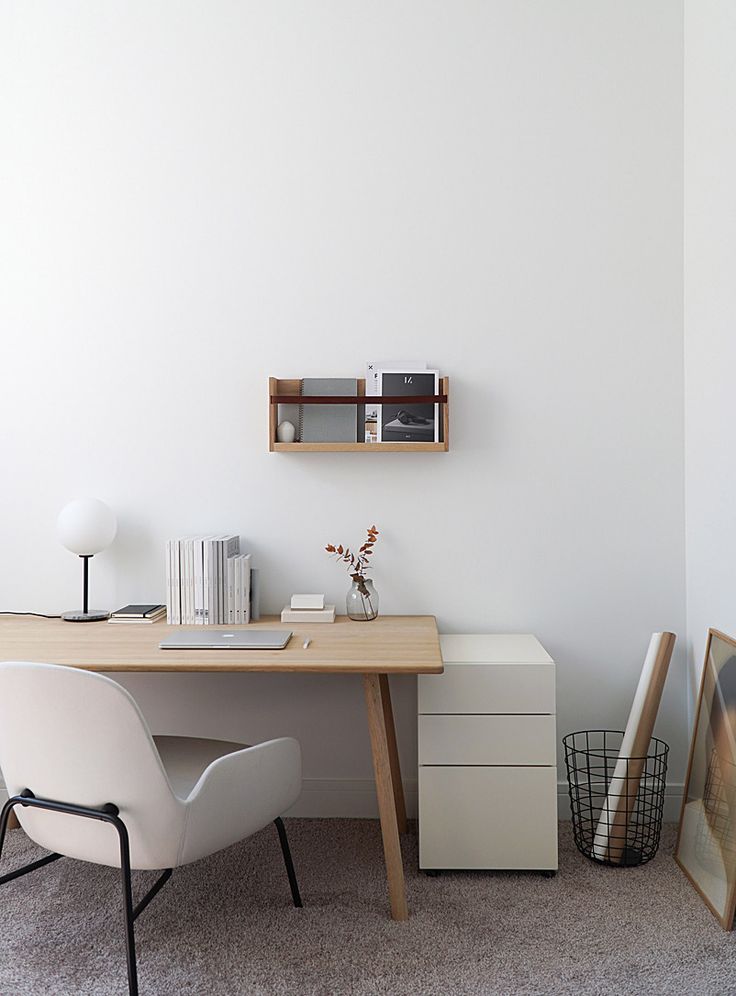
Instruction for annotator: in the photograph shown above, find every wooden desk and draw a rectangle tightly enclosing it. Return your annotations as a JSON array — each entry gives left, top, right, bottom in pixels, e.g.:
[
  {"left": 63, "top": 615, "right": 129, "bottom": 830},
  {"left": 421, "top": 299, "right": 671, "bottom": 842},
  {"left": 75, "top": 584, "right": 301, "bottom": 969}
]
[{"left": 0, "top": 614, "right": 442, "bottom": 920}]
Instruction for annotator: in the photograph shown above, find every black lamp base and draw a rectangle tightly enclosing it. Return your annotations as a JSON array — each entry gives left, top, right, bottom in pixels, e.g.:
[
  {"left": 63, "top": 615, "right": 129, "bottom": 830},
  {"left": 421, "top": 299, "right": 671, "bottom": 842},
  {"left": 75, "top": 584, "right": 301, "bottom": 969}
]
[
  {"left": 63, "top": 554, "right": 109, "bottom": 622},
  {"left": 61, "top": 610, "right": 110, "bottom": 623}
]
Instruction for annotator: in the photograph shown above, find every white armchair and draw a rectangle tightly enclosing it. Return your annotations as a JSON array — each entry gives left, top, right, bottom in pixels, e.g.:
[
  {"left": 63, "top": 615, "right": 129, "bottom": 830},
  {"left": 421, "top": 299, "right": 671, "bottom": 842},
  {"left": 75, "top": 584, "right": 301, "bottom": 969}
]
[{"left": 0, "top": 661, "right": 302, "bottom": 996}]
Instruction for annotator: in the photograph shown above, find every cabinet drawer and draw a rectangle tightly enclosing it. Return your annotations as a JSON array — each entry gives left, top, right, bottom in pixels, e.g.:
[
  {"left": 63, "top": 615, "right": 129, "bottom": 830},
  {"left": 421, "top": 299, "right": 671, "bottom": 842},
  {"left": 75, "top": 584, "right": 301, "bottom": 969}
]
[
  {"left": 418, "top": 663, "right": 555, "bottom": 714},
  {"left": 419, "top": 714, "right": 556, "bottom": 765},
  {"left": 419, "top": 765, "right": 558, "bottom": 870}
]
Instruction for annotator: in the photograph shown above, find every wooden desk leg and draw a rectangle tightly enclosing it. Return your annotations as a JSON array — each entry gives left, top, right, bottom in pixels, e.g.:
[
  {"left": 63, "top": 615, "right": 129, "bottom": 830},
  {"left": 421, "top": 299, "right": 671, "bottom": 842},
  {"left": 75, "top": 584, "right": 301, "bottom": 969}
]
[
  {"left": 7, "top": 811, "right": 19, "bottom": 831},
  {"left": 379, "top": 674, "right": 407, "bottom": 834},
  {"left": 363, "top": 673, "right": 409, "bottom": 921}
]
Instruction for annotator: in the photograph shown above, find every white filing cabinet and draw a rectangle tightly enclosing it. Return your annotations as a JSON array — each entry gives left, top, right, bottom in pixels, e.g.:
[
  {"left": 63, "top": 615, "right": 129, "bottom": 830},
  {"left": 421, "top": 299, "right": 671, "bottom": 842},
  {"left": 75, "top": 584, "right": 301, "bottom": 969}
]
[{"left": 418, "top": 634, "right": 558, "bottom": 872}]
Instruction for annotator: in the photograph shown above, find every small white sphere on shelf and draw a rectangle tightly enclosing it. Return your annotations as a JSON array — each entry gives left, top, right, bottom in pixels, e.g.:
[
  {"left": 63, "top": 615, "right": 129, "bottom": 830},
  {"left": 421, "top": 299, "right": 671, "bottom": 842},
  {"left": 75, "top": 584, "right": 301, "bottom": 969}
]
[
  {"left": 57, "top": 498, "right": 117, "bottom": 555},
  {"left": 277, "top": 420, "right": 297, "bottom": 443}
]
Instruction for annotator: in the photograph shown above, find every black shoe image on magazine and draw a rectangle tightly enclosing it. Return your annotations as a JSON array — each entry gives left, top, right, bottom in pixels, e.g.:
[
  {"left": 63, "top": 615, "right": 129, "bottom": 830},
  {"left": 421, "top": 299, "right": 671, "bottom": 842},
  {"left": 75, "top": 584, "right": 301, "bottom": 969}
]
[{"left": 396, "top": 409, "right": 432, "bottom": 426}]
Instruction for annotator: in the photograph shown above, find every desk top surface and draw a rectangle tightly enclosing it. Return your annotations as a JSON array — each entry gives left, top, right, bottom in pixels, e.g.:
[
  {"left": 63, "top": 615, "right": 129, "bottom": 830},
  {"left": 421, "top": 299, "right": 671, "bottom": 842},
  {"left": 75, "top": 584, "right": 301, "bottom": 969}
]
[{"left": 0, "top": 614, "right": 443, "bottom": 674}]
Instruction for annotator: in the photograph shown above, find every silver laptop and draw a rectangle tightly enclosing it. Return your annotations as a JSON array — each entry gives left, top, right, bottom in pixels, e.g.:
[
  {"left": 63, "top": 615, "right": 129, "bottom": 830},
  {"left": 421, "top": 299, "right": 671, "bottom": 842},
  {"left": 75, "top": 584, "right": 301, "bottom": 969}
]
[{"left": 160, "top": 629, "right": 292, "bottom": 651}]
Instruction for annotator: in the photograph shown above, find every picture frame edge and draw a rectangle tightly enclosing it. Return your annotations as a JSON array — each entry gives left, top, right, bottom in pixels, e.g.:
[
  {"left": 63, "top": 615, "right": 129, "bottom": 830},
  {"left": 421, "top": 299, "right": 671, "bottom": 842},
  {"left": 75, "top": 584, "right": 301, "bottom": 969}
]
[
  {"left": 675, "top": 626, "right": 736, "bottom": 932},
  {"left": 674, "top": 853, "right": 736, "bottom": 931}
]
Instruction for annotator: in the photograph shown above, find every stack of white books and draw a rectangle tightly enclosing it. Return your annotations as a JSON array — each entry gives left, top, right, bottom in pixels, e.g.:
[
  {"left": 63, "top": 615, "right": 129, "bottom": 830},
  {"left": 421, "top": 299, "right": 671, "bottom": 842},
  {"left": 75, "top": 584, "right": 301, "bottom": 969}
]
[
  {"left": 281, "top": 594, "right": 335, "bottom": 624},
  {"left": 166, "top": 536, "right": 252, "bottom": 625}
]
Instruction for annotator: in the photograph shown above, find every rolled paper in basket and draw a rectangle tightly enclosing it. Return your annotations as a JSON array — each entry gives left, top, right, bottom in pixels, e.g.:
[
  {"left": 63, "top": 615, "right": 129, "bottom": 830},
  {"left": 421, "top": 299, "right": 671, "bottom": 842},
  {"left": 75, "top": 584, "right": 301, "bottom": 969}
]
[{"left": 592, "top": 631, "right": 676, "bottom": 864}]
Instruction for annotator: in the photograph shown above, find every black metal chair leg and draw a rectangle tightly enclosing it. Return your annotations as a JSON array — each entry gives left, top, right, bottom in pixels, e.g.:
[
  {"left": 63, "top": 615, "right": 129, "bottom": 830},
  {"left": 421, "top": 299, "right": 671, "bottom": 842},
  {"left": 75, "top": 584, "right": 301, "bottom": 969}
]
[
  {"left": 104, "top": 806, "right": 139, "bottom": 996},
  {"left": 0, "top": 797, "right": 14, "bottom": 865},
  {"left": 0, "top": 799, "right": 13, "bottom": 858},
  {"left": 133, "top": 868, "right": 172, "bottom": 921},
  {"left": 0, "top": 797, "right": 63, "bottom": 887},
  {"left": 274, "top": 816, "right": 302, "bottom": 908}
]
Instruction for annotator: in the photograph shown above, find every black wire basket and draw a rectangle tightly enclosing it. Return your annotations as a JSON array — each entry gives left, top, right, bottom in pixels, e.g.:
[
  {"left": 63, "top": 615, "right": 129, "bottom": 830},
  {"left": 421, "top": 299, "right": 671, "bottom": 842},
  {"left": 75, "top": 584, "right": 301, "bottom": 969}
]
[{"left": 563, "top": 730, "right": 669, "bottom": 867}]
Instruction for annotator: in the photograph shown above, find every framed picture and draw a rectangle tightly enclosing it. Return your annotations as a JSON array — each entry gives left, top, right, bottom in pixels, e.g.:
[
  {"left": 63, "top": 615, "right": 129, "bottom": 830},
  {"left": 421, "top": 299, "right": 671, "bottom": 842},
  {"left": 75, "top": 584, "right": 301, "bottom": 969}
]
[
  {"left": 675, "top": 629, "right": 736, "bottom": 928},
  {"left": 377, "top": 369, "right": 439, "bottom": 443}
]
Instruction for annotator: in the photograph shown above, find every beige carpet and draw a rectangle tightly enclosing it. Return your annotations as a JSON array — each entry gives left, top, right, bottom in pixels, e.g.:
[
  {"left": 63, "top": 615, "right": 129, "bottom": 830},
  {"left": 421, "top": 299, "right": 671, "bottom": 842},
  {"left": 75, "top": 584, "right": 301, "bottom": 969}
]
[{"left": 0, "top": 819, "right": 734, "bottom": 995}]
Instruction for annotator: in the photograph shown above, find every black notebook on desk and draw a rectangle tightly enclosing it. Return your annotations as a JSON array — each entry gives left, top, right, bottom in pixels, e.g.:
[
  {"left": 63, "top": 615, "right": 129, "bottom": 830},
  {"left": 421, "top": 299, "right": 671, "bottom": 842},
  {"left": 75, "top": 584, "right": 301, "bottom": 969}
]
[{"left": 299, "top": 378, "right": 358, "bottom": 442}]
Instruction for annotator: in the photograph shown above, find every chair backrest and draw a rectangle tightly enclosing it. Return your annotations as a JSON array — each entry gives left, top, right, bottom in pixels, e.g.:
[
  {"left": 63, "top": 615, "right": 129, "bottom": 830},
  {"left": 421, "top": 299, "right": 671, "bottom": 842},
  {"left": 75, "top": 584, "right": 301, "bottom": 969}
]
[{"left": 0, "top": 661, "right": 185, "bottom": 869}]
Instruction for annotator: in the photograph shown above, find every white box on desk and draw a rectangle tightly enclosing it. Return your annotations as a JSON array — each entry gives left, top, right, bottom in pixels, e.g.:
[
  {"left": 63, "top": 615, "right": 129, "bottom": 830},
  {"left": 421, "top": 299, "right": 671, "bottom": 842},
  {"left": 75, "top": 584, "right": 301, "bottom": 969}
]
[
  {"left": 290, "top": 594, "right": 325, "bottom": 610},
  {"left": 281, "top": 605, "right": 335, "bottom": 623}
]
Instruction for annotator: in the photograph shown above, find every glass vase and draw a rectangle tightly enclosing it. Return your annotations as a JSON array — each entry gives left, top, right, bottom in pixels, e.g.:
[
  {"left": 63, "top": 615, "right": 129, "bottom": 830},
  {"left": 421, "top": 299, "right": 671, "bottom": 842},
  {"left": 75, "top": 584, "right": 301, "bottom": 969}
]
[{"left": 346, "top": 577, "right": 379, "bottom": 621}]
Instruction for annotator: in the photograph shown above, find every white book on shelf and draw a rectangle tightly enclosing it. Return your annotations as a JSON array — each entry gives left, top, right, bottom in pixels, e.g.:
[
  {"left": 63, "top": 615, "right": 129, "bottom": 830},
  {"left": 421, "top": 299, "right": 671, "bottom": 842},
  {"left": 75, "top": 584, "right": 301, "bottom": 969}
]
[
  {"left": 234, "top": 554, "right": 242, "bottom": 624},
  {"left": 202, "top": 537, "right": 209, "bottom": 625},
  {"left": 207, "top": 536, "right": 216, "bottom": 625},
  {"left": 224, "top": 536, "right": 240, "bottom": 623},
  {"left": 213, "top": 536, "right": 223, "bottom": 624},
  {"left": 213, "top": 533, "right": 240, "bottom": 624},
  {"left": 232, "top": 554, "right": 251, "bottom": 624},
  {"left": 226, "top": 556, "right": 235, "bottom": 624},
  {"left": 242, "top": 554, "right": 252, "bottom": 624},
  {"left": 210, "top": 535, "right": 219, "bottom": 625},
  {"left": 216, "top": 538, "right": 223, "bottom": 624},
  {"left": 193, "top": 537, "right": 204, "bottom": 625},
  {"left": 199, "top": 536, "right": 209, "bottom": 625},
  {"left": 186, "top": 538, "right": 195, "bottom": 625},
  {"left": 211, "top": 536, "right": 219, "bottom": 624},
  {"left": 178, "top": 539, "right": 185, "bottom": 624},
  {"left": 179, "top": 539, "right": 187, "bottom": 624},
  {"left": 182, "top": 537, "right": 194, "bottom": 626},
  {"left": 204, "top": 536, "right": 216, "bottom": 625},
  {"left": 173, "top": 539, "right": 181, "bottom": 625},
  {"left": 165, "top": 541, "right": 172, "bottom": 625},
  {"left": 167, "top": 540, "right": 177, "bottom": 625},
  {"left": 250, "top": 566, "right": 260, "bottom": 621}
]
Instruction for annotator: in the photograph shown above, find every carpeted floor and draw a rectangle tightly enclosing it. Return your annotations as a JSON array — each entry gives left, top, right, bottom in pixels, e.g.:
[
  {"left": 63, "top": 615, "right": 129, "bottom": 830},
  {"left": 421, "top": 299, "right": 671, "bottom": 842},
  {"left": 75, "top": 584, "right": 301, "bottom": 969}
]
[{"left": 1, "top": 819, "right": 734, "bottom": 995}]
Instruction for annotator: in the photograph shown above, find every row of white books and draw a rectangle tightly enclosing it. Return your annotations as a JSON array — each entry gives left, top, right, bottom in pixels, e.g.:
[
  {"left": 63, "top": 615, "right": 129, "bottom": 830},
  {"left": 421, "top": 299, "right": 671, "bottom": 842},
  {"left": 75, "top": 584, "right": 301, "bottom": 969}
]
[{"left": 165, "top": 536, "right": 251, "bottom": 625}]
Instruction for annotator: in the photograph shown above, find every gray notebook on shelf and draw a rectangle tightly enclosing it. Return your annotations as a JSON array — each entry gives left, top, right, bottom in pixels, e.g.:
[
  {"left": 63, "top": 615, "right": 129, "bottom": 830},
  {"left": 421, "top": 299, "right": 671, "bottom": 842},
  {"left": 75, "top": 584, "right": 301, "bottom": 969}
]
[{"left": 299, "top": 378, "right": 358, "bottom": 443}]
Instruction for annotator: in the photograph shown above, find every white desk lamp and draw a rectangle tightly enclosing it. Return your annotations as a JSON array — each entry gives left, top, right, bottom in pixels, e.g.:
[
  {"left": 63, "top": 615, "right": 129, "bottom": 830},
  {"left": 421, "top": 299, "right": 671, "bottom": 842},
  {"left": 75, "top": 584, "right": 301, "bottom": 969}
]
[{"left": 57, "top": 498, "right": 117, "bottom": 622}]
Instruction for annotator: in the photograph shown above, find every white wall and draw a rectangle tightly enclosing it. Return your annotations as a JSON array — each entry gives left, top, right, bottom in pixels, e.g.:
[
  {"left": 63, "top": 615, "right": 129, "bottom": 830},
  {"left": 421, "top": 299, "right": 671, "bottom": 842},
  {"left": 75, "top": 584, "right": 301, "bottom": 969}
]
[
  {"left": 0, "top": 2, "right": 687, "bottom": 814},
  {"left": 684, "top": 1, "right": 736, "bottom": 705}
]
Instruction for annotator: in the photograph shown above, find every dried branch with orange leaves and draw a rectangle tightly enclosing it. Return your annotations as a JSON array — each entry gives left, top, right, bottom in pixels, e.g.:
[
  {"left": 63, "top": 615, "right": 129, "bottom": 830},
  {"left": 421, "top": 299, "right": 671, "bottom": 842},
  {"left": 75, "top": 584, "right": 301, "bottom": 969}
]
[{"left": 325, "top": 525, "right": 379, "bottom": 581}]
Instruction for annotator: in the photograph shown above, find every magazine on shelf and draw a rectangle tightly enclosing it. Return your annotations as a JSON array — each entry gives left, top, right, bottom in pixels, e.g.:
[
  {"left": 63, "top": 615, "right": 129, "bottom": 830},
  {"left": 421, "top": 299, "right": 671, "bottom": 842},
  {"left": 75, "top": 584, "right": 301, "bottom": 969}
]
[
  {"left": 364, "top": 360, "right": 427, "bottom": 443},
  {"left": 377, "top": 369, "right": 440, "bottom": 443}
]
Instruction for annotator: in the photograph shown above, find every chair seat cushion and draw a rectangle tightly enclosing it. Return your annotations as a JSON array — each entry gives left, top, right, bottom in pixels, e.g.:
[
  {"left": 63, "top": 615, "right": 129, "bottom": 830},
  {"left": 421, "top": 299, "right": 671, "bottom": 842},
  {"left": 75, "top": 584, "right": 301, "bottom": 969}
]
[{"left": 153, "top": 736, "right": 249, "bottom": 800}]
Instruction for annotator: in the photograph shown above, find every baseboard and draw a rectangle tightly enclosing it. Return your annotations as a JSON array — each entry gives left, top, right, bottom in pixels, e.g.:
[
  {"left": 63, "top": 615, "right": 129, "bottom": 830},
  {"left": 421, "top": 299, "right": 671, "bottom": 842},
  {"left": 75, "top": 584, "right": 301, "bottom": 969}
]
[
  {"left": 286, "top": 778, "right": 419, "bottom": 818},
  {"left": 0, "top": 776, "right": 684, "bottom": 823},
  {"left": 558, "top": 783, "right": 684, "bottom": 824},
  {"left": 289, "top": 779, "right": 683, "bottom": 823}
]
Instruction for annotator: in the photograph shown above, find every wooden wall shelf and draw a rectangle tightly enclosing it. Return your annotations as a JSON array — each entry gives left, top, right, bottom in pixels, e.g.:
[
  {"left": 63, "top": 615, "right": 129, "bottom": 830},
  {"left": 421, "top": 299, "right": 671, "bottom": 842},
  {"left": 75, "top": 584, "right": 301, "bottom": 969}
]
[{"left": 268, "top": 377, "right": 449, "bottom": 452}]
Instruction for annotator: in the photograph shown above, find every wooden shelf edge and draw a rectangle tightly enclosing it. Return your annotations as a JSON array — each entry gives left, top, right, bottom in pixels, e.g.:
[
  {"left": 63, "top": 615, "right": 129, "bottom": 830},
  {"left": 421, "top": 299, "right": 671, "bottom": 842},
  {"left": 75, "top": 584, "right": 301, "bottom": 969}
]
[{"left": 272, "top": 442, "right": 449, "bottom": 453}]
